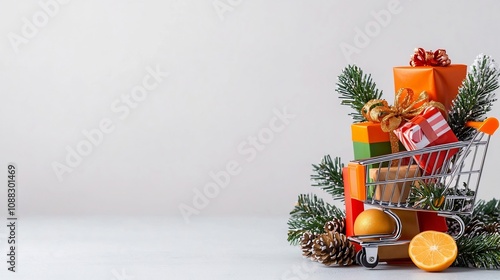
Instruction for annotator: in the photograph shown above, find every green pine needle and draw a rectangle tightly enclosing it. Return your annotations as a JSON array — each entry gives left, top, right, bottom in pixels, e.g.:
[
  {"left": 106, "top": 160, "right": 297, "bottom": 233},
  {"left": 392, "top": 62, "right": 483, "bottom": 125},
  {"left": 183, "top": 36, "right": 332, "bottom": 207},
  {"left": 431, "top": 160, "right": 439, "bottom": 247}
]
[
  {"left": 448, "top": 54, "right": 499, "bottom": 141},
  {"left": 451, "top": 198, "right": 500, "bottom": 268},
  {"left": 454, "top": 233, "right": 500, "bottom": 269},
  {"left": 287, "top": 194, "right": 344, "bottom": 245},
  {"left": 464, "top": 198, "right": 500, "bottom": 225},
  {"left": 335, "top": 65, "right": 384, "bottom": 122},
  {"left": 311, "top": 155, "right": 345, "bottom": 201}
]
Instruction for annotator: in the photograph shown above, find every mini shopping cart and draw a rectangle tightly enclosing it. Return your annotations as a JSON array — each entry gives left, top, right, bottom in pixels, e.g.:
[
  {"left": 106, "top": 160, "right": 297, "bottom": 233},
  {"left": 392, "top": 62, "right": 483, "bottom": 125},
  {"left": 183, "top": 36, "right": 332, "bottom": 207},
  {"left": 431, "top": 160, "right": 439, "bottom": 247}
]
[{"left": 344, "top": 118, "right": 499, "bottom": 268}]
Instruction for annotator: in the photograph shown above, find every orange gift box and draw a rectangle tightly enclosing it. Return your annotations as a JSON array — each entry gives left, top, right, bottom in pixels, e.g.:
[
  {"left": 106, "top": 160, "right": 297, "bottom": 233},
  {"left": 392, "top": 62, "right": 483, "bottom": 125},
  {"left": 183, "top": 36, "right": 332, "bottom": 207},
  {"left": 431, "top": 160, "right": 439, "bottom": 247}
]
[
  {"left": 393, "top": 65, "right": 467, "bottom": 111},
  {"left": 351, "top": 122, "right": 390, "bottom": 143}
]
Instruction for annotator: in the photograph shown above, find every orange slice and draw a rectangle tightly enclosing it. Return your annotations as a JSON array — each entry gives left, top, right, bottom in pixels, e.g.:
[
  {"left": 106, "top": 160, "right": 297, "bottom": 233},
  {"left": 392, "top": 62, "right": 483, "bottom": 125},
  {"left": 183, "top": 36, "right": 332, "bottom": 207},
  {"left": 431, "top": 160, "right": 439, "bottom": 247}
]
[{"left": 408, "top": 230, "right": 457, "bottom": 272}]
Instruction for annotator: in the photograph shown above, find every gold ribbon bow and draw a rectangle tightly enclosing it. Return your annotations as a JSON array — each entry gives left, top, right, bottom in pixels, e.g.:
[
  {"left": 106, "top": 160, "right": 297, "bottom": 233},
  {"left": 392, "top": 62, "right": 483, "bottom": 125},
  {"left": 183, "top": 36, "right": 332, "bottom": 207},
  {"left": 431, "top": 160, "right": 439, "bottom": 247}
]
[{"left": 361, "top": 88, "right": 446, "bottom": 153}]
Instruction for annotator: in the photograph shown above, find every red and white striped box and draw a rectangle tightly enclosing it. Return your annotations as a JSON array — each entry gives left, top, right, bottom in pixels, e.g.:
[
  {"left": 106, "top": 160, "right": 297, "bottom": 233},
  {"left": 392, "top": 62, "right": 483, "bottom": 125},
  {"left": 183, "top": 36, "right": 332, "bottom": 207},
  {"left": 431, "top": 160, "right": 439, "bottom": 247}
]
[{"left": 394, "top": 107, "right": 459, "bottom": 174}]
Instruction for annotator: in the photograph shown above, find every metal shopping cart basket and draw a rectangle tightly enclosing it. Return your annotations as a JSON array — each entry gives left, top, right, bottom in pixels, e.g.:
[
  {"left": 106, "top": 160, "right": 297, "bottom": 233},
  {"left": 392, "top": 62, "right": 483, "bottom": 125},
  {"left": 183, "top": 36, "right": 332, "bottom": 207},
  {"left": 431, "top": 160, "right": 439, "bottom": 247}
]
[{"left": 343, "top": 118, "right": 499, "bottom": 268}]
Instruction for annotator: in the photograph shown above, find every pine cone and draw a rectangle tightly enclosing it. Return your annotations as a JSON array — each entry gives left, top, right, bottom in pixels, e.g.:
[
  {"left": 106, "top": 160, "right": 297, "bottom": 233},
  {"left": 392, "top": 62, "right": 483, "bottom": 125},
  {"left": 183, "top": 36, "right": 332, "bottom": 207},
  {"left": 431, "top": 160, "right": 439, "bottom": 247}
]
[
  {"left": 300, "top": 232, "right": 316, "bottom": 260},
  {"left": 446, "top": 218, "right": 462, "bottom": 236},
  {"left": 464, "top": 219, "right": 486, "bottom": 237},
  {"left": 452, "top": 219, "right": 500, "bottom": 237},
  {"left": 484, "top": 222, "right": 500, "bottom": 234},
  {"left": 324, "top": 218, "right": 346, "bottom": 235},
  {"left": 312, "top": 232, "right": 355, "bottom": 266}
]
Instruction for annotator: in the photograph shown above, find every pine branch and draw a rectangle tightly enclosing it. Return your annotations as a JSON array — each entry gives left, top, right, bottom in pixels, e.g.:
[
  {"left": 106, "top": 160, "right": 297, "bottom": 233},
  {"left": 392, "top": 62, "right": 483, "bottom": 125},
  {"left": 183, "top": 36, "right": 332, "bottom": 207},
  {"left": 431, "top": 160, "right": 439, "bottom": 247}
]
[
  {"left": 335, "top": 65, "right": 384, "bottom": 122},
  {"left": 448, "top": 199, "right": 500, "bottom": 268},
  {"left": 311, "top": 155, "right": 345, "bottom": 201},
  {"left": 287, "top": 194, "right": 344, "bottom": 245},
  {"left": 464, "top": 199, "right": 500, "bottom": 225},
  {"left": 454, "top": 233, "right": 500, "bottom": 269},
  {"left": 448, "top": 54, "right": 500, "bottom": 141}
]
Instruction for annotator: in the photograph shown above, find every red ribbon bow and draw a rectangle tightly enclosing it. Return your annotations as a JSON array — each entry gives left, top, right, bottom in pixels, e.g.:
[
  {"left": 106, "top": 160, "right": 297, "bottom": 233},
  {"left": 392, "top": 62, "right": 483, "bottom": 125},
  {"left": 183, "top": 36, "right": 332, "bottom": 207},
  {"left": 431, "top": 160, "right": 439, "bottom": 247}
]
[{"left": 409, "top": 48, "right": 451, "bottom": 67}]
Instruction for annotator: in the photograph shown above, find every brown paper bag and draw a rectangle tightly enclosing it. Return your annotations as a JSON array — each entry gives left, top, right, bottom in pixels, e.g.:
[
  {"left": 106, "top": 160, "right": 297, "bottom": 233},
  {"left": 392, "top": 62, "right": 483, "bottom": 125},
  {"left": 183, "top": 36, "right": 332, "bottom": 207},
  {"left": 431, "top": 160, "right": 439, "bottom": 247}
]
[
  {"left": 378, "top": 209, "right": 421, "bottom": 261},
  {"left": 369, "top": 165, "right": 420, "bottom": 204}
]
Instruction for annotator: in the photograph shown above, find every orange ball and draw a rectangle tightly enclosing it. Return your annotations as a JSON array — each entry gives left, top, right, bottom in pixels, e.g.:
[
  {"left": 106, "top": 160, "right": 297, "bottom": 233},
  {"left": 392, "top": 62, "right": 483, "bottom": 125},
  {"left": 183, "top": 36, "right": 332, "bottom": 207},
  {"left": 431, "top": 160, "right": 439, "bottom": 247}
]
[{"left": 354, "top": 209, "right": 396, "bottom": 236}]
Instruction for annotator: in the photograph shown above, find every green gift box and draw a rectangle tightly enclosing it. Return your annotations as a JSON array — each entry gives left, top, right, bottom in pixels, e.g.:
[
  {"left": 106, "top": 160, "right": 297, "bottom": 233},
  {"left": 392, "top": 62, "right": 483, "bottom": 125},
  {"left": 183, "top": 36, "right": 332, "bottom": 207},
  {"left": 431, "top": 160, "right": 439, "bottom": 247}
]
[
  {"left": 351, "top": 122, "right": 392, "bottom": 161},
  {"left": 351, "top": 122, "right": 406, "bottom": 169},
  {"left": 352, "top": 141, "right": 393, "bottom": 160}
]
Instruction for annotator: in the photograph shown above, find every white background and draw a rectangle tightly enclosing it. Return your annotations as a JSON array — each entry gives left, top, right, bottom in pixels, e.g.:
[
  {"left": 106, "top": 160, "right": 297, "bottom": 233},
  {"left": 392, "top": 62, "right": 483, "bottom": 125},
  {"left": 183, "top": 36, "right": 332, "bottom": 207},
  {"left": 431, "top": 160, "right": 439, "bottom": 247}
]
[
  {"left": 2, "top": 1, "right": 500, "bottom": 279},
  {"left": 1, "top": 0, "right": 500, "bottom": 220}
]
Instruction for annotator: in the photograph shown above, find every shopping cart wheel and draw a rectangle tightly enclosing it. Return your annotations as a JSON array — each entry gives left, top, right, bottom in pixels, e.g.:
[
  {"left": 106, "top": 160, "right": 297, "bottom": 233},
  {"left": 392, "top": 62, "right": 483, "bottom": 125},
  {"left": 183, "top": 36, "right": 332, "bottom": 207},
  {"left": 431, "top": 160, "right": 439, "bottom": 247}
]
[
  {"left": 356, "top": 250, "right": 363, "bottom": 265},
  {"left": 357, "top": 248, "right": 379, "bottom": 268}
]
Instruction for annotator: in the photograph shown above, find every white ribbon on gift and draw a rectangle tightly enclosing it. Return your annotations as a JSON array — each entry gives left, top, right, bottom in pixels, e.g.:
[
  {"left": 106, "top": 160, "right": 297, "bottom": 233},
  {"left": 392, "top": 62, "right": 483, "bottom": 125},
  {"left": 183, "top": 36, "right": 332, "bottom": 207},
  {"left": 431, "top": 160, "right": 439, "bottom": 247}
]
[{"left": 395, "top": 107, "right": 451, "bottom": 150}]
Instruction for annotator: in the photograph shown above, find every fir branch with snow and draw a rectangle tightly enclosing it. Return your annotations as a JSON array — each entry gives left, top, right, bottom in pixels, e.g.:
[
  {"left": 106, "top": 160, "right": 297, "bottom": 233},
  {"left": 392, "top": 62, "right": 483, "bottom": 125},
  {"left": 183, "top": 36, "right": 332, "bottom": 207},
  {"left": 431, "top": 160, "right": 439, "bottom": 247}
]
[
  {"left": 311, "top": 155, "right": 345, "bottom": 201},
  {"left": 448, "top": 54, "right": 500, "bottom": 141},
  {"left": 287, "top": 194, "right": 344, "bottom": 245},
  {"left": 335, "top": 65, "right": 384, "bottom": 123}
]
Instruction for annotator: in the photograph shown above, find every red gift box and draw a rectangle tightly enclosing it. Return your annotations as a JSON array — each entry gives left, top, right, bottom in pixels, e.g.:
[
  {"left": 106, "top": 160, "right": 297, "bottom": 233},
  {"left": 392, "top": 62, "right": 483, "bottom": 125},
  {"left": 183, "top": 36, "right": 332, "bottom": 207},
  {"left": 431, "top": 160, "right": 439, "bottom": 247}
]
[{"left": 394, "top": 107, "right": 459, "bottom": 174}]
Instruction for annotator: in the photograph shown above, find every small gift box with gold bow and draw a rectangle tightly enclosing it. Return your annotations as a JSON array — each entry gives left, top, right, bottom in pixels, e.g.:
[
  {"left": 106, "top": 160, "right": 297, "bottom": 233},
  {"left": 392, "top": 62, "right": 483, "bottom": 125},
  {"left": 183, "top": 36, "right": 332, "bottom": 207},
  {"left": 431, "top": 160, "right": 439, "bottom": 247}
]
[
  {"left": 393, "top": 48, "right": 467, "bottom": 111},
  {"left": 394, "top": 106, "right": 459, "bottom": 174},
  {"left": 354, "top": 89, "right": 444, "bottom": 165}
]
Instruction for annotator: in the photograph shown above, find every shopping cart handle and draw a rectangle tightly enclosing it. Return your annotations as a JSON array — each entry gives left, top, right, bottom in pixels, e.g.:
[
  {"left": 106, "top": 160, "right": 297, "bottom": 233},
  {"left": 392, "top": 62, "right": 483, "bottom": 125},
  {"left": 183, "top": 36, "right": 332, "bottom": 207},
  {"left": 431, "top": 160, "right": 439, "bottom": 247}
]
[{"left": 466, "top": 117, "right": 499, "bottom": 135}]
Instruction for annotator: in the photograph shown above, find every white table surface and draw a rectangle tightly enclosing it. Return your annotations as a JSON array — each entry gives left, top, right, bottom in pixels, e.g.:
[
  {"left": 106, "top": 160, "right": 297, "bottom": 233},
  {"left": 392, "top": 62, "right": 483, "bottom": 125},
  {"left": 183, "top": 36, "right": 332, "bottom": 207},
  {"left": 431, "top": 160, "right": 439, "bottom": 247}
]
[{"left": 0, "top": 216, "right": 499, "bottom": 280}]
